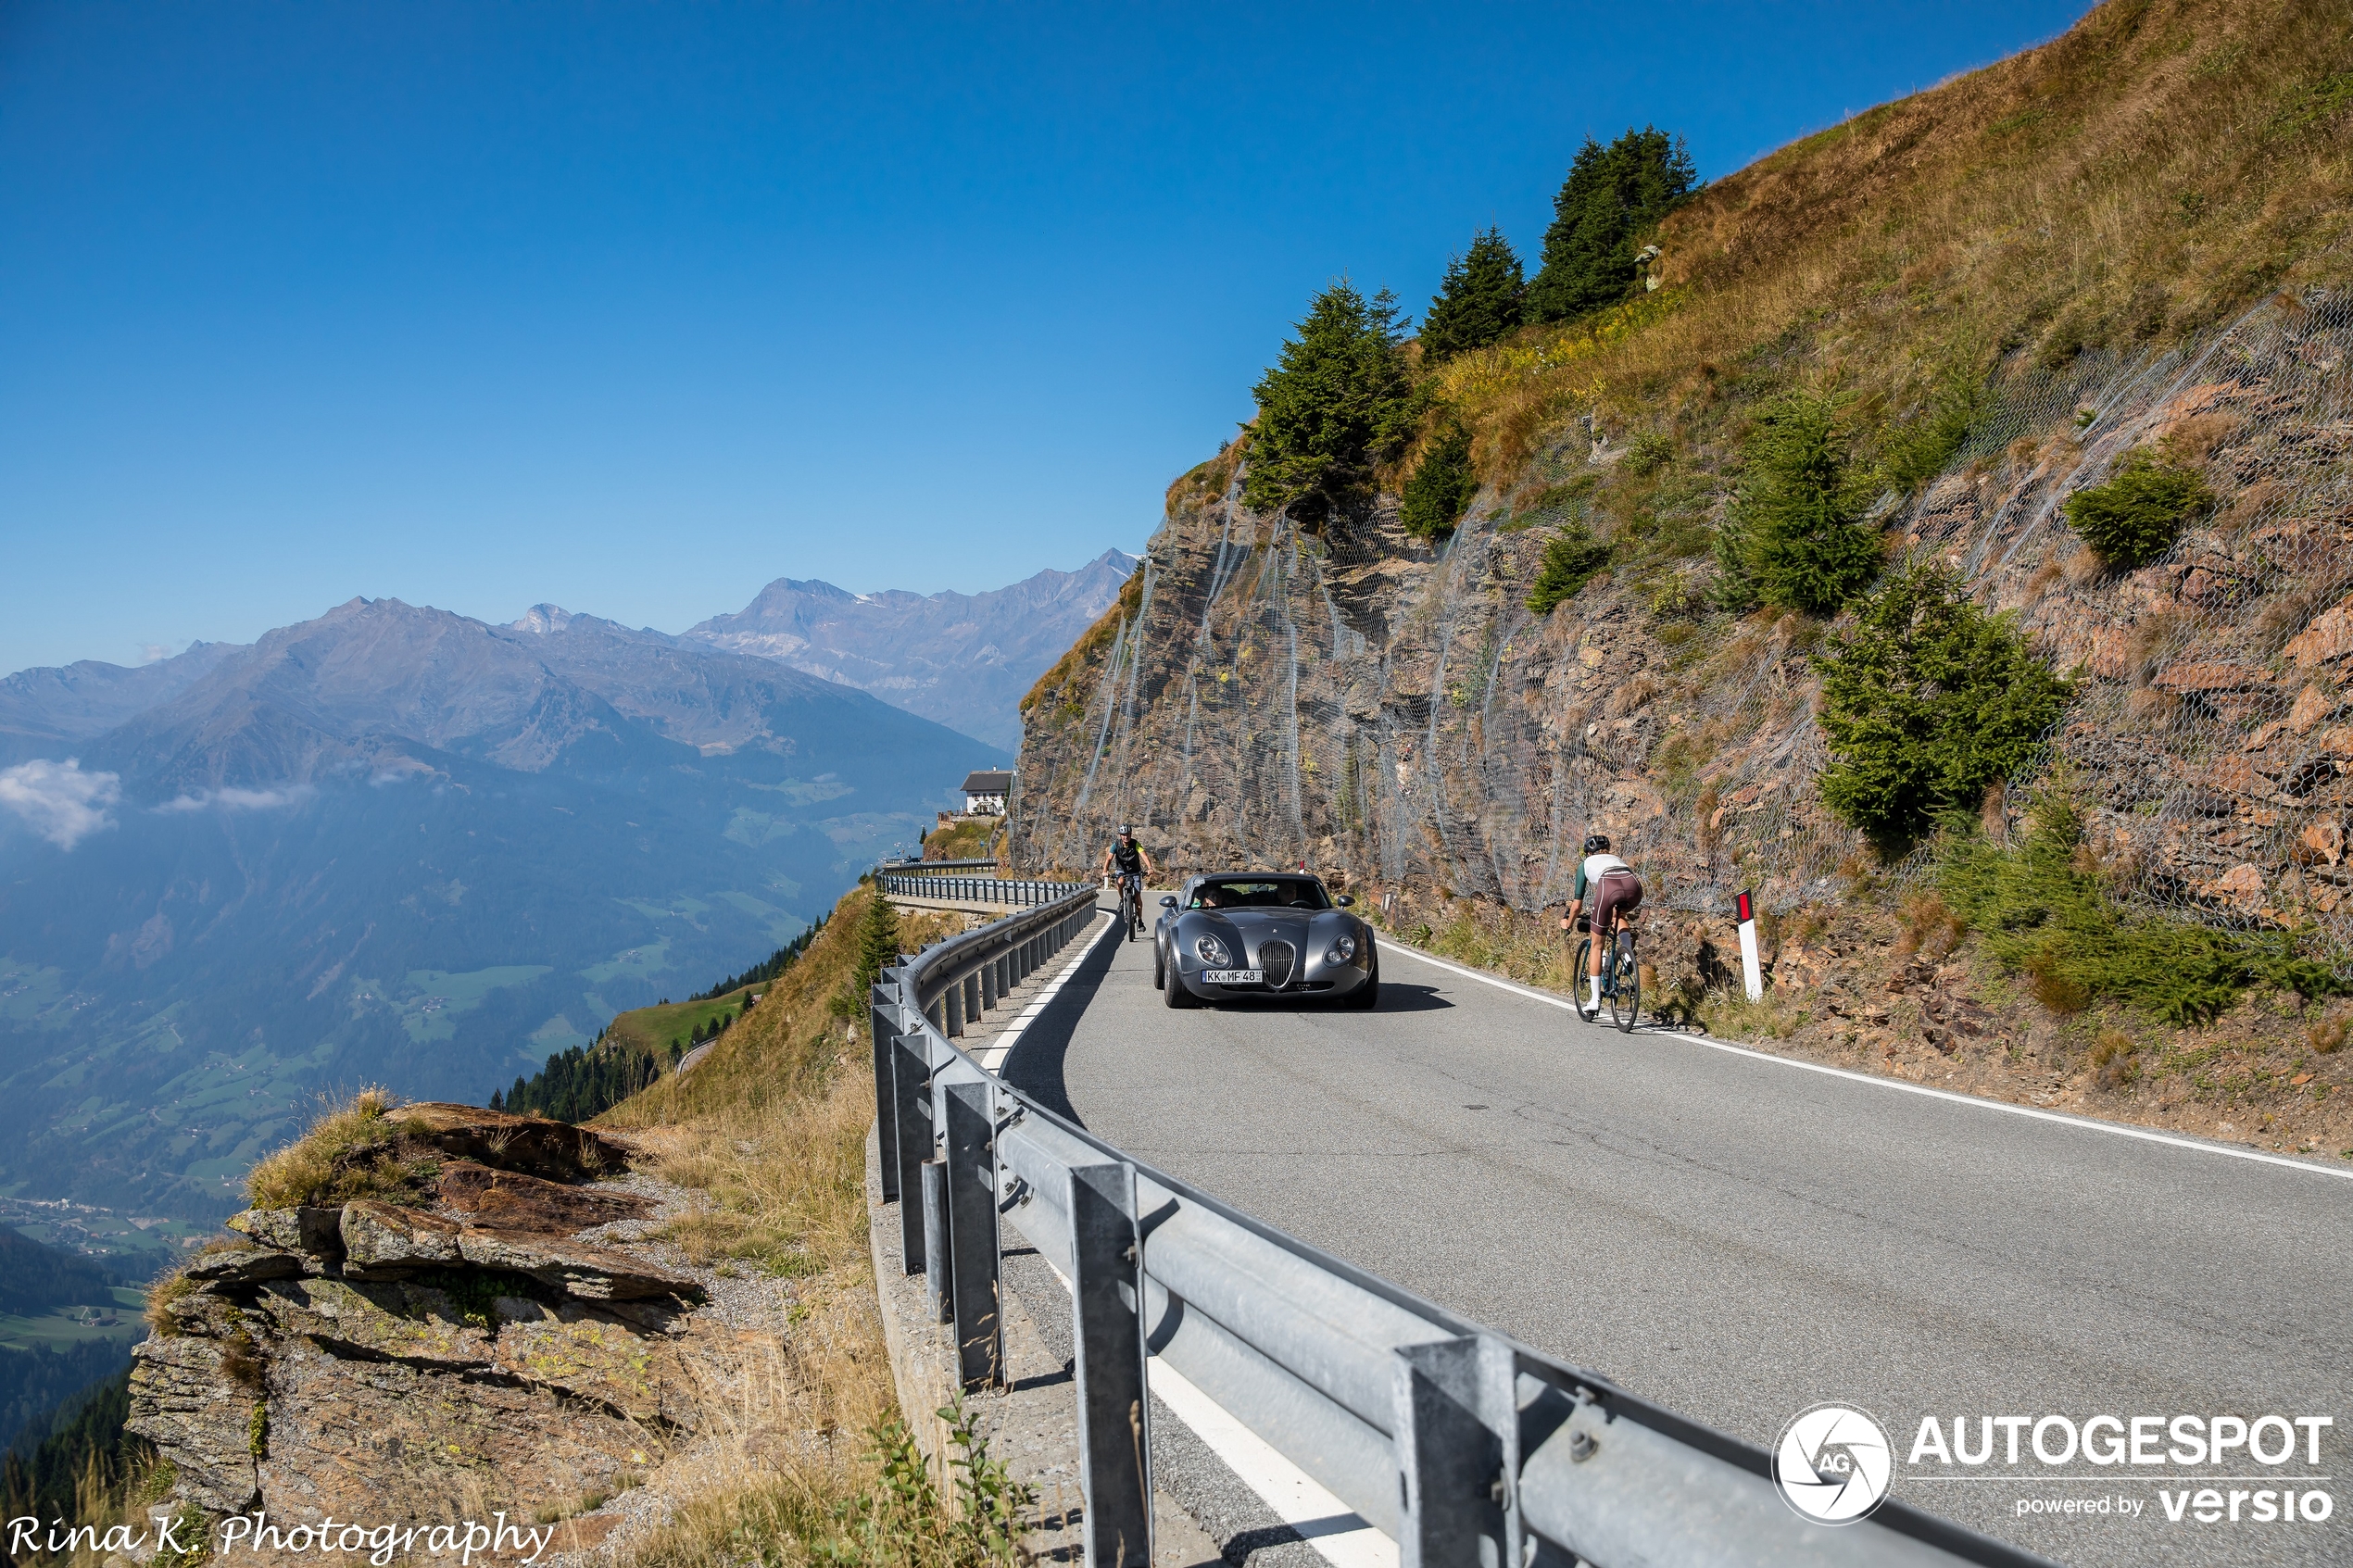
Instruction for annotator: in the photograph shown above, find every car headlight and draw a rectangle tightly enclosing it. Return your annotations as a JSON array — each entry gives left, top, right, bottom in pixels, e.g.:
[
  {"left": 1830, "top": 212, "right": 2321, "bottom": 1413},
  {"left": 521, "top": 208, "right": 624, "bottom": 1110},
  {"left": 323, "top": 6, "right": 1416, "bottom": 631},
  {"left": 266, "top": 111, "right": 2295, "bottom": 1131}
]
[
  {"left": 1326, "top": 934, "right": 1357, "bottom": 965},
  {"left": 1194, "top": 934, "right": 1231, "bottom": 967}
]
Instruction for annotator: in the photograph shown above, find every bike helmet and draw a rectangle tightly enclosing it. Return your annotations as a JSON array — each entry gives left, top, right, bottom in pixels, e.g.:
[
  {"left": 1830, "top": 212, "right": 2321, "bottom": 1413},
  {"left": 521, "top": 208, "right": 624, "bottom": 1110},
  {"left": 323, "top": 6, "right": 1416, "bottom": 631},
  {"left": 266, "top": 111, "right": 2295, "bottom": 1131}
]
[
  {"left": 1118, "top": 823, "right": 1136, "bottom": 839},
  {"left": 1583, "top": 834, "right": 1612, "bottom": 853}
]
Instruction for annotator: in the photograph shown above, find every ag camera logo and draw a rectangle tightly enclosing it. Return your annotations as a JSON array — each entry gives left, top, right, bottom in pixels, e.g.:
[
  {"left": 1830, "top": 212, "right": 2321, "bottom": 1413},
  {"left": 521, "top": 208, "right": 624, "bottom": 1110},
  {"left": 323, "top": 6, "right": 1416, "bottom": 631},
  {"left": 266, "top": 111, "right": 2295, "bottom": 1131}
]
[{"left": 1775, "top": 1403, "right": 1894, "bottom": 1524}]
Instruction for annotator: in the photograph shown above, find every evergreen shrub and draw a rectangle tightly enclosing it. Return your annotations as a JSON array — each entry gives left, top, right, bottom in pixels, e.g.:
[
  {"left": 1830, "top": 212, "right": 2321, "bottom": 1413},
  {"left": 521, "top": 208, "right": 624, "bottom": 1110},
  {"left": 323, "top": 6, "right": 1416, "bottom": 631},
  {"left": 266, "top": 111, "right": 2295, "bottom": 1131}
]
[
  {"left": 1817, "top": 565, "right": 2070, "bottom": 851},
  {"left": 1716, "top": 391, "right": 1884, "bottom": 615},
  {"left": 2063, "top": 445, "right": 2214, "bottom": 569},
  {"left": 1401, "top": 423, "right": 1478, "bottom": 539},
  {"left": 1940, "top": 795, "right": 2344, "bottom": 1024},
  {"left": 1526, "top": 526, "right": 1612, "bottom": 616}
]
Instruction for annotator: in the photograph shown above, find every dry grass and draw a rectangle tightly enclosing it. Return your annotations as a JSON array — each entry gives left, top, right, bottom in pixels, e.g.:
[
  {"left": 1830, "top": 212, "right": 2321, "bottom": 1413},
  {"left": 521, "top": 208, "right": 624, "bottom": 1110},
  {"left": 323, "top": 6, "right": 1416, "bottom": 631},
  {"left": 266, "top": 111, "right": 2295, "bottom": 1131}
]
[
  {"left": 2091, "top": 1026, "right": 2143, "bottom": 1089},
  {"left": 1895, "top": 892, "right": 1967, "bottom": 959},
  {"left": 1416, "top": 897, "right": 1580, "bottom": 994},
  {"left": 592, "top": 889, "right": 975, "bottom": 1568},
  {"left": 1436, "top": 0, "right": 2353, "bottom": 474},
  {"left": 244, "top": 1085, "right": 438, "bottom": 1210}
]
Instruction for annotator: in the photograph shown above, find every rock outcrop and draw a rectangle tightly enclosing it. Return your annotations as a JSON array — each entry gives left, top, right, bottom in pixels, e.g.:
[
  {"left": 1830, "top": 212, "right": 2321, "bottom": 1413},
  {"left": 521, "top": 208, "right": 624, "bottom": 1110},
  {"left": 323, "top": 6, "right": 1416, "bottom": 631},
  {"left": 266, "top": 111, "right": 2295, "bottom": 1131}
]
[{"left": 128, "top": 1106, "right": 704, "bottom": 1530}]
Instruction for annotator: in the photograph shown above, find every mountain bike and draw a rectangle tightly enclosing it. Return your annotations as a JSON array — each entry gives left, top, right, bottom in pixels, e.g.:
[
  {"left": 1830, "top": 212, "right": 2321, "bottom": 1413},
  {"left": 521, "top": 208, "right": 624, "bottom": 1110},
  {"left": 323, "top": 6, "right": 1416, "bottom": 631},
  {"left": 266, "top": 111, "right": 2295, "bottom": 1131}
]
[
  {"left": 1114, "top": 872, "right": 1143, "bottom": 941},
  {"left": 1571, "top": 918, "right": 1642, "bottom": 1033}
]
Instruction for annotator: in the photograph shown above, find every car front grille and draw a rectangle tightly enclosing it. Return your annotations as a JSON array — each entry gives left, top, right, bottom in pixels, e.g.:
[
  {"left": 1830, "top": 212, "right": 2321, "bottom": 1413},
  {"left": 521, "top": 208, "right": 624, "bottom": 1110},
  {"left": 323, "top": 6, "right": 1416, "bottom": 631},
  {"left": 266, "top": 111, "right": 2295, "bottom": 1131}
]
[{"left": 1260, "top": 939, "right": 1296, "bottom": 988}]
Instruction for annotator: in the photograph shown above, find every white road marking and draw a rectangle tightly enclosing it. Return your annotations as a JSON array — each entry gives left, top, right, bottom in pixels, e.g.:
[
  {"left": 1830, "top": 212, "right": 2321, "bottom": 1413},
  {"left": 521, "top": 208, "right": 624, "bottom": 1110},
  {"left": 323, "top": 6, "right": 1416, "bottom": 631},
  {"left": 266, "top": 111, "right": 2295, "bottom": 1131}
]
[
  {"left": 1145, "top": 1358, "right": 1397, "bottom": 1568},
  {"left": 969, "top": 909, "right": 1118, "bottom": 1071},
  {"left": 1380, "top": 939, "right": 2353, "bottom": 1183},
  {"left": 1013, "top": 921, "right": 1395, "bottom": 1565}
]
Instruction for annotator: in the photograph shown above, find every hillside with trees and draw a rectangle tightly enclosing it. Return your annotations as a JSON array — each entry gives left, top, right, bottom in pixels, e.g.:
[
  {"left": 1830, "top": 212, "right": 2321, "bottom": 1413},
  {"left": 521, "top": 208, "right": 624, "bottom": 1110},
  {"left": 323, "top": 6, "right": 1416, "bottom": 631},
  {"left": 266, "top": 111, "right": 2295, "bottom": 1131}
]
[{"left": 1015, "top": 0, "right": 2353, "bottom": 1158}]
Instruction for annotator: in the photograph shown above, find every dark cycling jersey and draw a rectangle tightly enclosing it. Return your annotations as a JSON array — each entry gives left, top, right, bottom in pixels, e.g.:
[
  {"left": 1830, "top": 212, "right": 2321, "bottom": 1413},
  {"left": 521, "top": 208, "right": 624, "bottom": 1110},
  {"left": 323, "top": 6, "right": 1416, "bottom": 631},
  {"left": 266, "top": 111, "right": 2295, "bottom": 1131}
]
[{"left": 1110, "top": 841, "right": 1144, "bottom": 876}]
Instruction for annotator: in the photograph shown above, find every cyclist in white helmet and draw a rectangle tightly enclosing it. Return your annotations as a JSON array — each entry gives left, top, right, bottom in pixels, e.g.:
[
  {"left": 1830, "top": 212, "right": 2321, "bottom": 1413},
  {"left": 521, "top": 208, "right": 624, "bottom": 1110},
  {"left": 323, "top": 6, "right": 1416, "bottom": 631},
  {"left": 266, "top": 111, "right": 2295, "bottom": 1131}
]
[{"left": 1561, "top": 832, "right": 1642, "bottom": 1015}]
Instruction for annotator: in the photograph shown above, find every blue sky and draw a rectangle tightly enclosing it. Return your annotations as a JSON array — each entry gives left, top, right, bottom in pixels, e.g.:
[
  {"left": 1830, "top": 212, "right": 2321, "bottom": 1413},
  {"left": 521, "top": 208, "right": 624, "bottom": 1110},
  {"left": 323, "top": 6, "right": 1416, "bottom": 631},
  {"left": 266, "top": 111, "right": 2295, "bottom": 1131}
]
[{"left": 0, "top": 1, "right": 2091, "bottom": 675}]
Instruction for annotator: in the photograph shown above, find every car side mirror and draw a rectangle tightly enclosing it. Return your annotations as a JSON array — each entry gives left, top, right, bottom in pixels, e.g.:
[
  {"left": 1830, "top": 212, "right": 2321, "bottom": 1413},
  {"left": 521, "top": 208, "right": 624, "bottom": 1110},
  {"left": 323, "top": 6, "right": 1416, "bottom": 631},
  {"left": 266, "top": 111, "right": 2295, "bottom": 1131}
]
[
  {"left": 1159, "top": 896, "right": 1177, "bottom": 909},
  {"left": 1335, "top": 895, "right": 1353, "bottom": 907}
]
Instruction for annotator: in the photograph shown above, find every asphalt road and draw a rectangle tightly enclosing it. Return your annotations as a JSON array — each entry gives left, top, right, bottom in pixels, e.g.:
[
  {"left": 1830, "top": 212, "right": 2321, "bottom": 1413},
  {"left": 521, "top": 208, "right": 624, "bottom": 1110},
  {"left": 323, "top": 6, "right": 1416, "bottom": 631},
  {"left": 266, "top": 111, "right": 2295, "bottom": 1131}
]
[{"left": 999, "top": 901, "right": 2353, "bottom": 1568}]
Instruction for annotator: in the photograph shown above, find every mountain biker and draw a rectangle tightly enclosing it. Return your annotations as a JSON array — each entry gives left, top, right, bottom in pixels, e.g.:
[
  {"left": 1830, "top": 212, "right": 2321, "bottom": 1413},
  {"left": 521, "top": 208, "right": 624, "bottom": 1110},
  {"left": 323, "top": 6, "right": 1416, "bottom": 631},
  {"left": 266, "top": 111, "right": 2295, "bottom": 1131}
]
[
  {"left": 1101, "top": 826, "right": 1156, "bottom": 932},
  {"left": 1560, "top": 833, "right": 1642, "bottom": 1015}
]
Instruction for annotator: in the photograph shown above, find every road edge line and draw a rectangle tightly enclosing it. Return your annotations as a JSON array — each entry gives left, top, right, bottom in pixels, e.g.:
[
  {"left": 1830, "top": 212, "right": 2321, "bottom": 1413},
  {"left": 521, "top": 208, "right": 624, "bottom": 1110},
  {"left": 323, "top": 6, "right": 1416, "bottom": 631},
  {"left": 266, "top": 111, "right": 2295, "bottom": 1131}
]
[
  {"left": 1145, "top": 1357, "right": 1398, "bottom": 1568},
  {"left": 972, "top": 906, "right": 1117, "bottom": 1069},
  {"left": 1379, "top": 937, "right": 2353, "bottom": 1183}
]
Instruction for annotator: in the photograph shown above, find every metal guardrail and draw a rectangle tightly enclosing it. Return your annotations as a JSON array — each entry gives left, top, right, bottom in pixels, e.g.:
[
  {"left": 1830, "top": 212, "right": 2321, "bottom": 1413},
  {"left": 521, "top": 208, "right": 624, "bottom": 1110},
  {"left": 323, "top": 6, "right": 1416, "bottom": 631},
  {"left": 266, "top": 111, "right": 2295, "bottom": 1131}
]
[
  {"left": 878, "top": 871, "right": 1085, "bottom": 912},
  {"left": 871, "top": 895, "right": 2052, "bottom": 1568},
  {"left": 880, "top": 858, "right": 1000, "bottom": 872}
]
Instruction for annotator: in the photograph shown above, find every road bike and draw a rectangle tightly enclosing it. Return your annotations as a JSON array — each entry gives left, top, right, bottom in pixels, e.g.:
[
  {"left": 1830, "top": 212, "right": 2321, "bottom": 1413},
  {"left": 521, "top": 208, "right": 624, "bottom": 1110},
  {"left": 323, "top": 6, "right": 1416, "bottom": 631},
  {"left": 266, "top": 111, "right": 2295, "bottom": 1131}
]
[
  {"left": 1571, "top": 918, "right": 1642, "bottom": 1033},
  {"left": 1114, "top": 873, "right": 1143, "bottom": 941}
]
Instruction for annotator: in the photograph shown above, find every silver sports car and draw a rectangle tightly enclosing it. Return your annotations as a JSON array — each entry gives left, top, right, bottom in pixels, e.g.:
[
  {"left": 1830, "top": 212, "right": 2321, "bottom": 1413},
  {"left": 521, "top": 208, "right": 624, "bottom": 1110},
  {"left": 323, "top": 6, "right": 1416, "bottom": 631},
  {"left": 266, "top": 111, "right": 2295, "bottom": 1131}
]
[{"left": 1152, "top": 872, "right": 1378, "bottom": 1009}]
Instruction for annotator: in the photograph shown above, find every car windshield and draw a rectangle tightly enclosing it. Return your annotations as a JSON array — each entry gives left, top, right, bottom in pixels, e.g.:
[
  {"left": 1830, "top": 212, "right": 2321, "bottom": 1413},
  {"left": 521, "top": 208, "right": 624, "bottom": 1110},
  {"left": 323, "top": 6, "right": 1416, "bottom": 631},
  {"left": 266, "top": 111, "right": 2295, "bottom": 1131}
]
[{"left": 1190, "top": 878, "right": 1331, "bottom": 911}]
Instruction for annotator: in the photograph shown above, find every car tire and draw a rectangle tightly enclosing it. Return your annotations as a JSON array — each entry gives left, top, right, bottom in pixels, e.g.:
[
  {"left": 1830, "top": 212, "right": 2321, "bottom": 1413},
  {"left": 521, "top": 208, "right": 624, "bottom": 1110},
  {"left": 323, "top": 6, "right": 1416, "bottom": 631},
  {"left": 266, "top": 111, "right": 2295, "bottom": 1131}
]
[
  {"left": 1164, "top": 963, "right": 1199, "bottom": 1009},
  {"left": 1342, "top": 951, "right": 1379, "bottom": 1010},
  {"left": 1153, "top": 944, "right": 1165, "bottom": 989}
]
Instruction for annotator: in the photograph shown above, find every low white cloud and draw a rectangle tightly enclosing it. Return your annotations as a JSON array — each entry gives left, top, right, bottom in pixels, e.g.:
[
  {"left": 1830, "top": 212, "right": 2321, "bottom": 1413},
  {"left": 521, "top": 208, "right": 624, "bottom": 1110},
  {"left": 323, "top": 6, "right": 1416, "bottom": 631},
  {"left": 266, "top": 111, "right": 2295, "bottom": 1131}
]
[
  {"left": 137, "top": 643, "right": 173, "bottom": 665},
  {"left": 0, "top": 759, "right": 122, "bottom": 849},
  {"left": 156, "top": 784, "right": 313, "bottom": 814}
]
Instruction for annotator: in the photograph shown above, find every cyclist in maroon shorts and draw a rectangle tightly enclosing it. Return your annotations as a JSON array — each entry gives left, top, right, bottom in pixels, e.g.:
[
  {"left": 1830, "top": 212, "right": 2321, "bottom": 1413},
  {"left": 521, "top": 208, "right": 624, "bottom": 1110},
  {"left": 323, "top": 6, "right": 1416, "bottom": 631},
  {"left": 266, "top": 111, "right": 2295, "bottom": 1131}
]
[{"left": 1559, "top": 833, "right": 1642, "bottom": 1016}]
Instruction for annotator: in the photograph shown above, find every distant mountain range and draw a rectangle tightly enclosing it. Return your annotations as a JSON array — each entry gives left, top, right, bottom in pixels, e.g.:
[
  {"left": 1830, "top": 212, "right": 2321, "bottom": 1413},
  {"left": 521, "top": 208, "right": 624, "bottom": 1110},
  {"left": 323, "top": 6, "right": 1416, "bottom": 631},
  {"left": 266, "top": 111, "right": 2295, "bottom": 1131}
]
[
  {"left": 686, "top": 549, "right": 1137, "bottom": 749},
  {"left": 0, "top": 596, "right": 1003, "bottom": 1220}
]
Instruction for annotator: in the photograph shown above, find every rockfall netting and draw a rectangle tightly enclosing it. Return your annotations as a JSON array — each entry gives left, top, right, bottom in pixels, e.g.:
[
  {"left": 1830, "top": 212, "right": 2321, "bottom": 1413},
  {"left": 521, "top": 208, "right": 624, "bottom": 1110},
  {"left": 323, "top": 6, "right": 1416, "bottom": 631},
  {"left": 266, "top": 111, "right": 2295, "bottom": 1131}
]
[{"left": 1017, "top": 287, "right": 2353, "bottom": 970}]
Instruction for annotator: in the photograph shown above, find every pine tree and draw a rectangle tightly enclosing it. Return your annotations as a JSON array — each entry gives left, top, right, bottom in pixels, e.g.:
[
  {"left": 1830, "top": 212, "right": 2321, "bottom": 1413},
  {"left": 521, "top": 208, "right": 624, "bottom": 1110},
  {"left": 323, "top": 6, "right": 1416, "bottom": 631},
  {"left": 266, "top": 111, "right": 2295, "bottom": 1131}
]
[
  {"left": 1242, "top": 282, "right": 1420, "bottom": 525},
  {"left": 1526, "top": 128, "right": 1696, "bottom": 324},
  {"left": 1400, "top": 422, "right": 1478, "bottom": 539},
  {"left": 853, "top": 890, "right": 900, "bottom": 1002},
  {"left": 1420, "top": 230, "right": 1524, "bottom": 363},
  {"left": 1717, "top": 391, "right": 1884, "bottom": 617}
]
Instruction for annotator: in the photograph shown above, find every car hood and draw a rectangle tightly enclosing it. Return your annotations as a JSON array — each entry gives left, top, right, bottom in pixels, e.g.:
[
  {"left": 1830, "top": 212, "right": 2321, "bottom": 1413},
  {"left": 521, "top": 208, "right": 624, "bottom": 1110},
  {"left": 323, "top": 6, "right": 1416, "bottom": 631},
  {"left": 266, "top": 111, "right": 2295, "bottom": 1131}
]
[{"left": 1192, "top": 909, "right": 1351, "bottom": 945}]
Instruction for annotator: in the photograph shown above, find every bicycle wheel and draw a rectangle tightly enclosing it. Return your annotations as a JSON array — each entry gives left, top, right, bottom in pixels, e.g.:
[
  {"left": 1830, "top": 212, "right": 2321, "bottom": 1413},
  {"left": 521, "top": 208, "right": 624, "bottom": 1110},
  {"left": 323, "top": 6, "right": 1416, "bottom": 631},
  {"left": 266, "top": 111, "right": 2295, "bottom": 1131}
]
[
  {"left": 1608, "top": 932, "right": 1641, "bottom": 1033},
  {"left": 1571, "top": 938, "right": 1594, "bottom": 1021}
]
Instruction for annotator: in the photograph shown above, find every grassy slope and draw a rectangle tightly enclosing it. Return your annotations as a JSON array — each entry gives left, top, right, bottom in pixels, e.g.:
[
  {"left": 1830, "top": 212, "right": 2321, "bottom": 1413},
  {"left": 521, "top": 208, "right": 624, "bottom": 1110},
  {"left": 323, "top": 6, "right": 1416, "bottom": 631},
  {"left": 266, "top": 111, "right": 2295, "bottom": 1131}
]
[
  {"left": 593, "top": 886, "right": 966, "bottom": 1568},
  {"left": 920, "top": 817, "right": 1004, "bottom": 861},
  {"left": 1439, "top": 0, "right": 2352, "bottom": 476},
  {"left": 601, "top": 987, "right": 761, "bottom": 1056}
]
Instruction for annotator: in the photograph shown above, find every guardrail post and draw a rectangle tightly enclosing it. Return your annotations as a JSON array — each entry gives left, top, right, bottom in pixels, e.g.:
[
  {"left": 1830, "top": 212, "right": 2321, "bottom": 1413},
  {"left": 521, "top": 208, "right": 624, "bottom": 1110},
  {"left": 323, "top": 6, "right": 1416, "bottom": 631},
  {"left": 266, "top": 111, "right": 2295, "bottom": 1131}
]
[
  {"left": 945, "top": 976, "right": 964, "bottom": 1036},
  {"left": 942, "top": 1082, "right": 1001, "bottom": 1388},
  {"left": 1068, "top": 1162, "right": 1152, "bottom": 1568},
  {"left": 871, "top": 980, "right": 902, "bottom": 1201},
  {"left": 963, "top": 970, "right": 982, "bottom": 1026},
  {"left": 891, "top": 1036, "right": 934, "bottom": 1273},
  {"left": 1392, "top": 1334, "right": 1522, "bottom": 1568},
  {"left": 920, "top": 1159, "right": 951, "bottom": 1323},
  {"left": 981, "top": 956, "right": 998, "bottom": 1012}
]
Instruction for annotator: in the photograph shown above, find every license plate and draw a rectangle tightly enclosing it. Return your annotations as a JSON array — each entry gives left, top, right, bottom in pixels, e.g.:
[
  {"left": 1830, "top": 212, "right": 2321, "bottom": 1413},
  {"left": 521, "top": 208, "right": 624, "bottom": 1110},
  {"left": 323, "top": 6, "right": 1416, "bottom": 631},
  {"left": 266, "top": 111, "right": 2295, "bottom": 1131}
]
[{"left": 1201, "top": 969, "right": 1263, "bottom": 985}]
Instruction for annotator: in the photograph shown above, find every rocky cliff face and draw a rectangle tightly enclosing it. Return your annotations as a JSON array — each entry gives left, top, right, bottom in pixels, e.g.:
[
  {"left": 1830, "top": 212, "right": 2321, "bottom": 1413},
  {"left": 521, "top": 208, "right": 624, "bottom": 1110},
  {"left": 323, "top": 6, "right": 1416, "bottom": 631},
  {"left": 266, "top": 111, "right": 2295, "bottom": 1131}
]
[
  {"left": 1013, "top": 292, "right": 2353, "bottom": 972},
  {"left": 128, "top": 1104, "right": 716, "bottom": 1532}
]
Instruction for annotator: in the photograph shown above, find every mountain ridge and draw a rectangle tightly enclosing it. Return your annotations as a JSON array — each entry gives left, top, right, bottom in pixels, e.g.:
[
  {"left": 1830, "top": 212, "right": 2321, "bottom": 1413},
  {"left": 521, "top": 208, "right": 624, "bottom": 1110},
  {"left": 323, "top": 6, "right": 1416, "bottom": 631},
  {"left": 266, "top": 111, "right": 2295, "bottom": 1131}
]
[
  {"left": 686, "top": 548, "right": 1137, "bottom": 748},
  {"left": 0, "top": 596, "right": 1004, "bottom": 1218}
]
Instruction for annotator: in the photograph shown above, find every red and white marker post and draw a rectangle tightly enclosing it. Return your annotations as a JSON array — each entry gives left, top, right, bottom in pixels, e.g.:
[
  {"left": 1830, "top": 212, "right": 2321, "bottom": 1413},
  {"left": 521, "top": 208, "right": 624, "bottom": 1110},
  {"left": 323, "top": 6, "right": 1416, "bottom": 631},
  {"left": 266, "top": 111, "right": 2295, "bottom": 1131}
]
[{"left": 1736, "top": 889, "right": 1764, "bottom": 1001}]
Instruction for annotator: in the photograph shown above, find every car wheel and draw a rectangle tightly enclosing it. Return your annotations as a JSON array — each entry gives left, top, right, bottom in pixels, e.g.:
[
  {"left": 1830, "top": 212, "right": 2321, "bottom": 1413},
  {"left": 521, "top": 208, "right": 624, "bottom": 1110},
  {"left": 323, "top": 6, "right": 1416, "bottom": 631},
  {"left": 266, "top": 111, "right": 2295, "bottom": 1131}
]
[
  {"left": 1153, "top": 943, "right": 1165, "bottom": 989},
  {"left": 1342, "top": 952, "right": 1379, "bottom": 1010},
  {"left": 1164, "top": 963, "right": 1199, "bottom": 1009}
]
